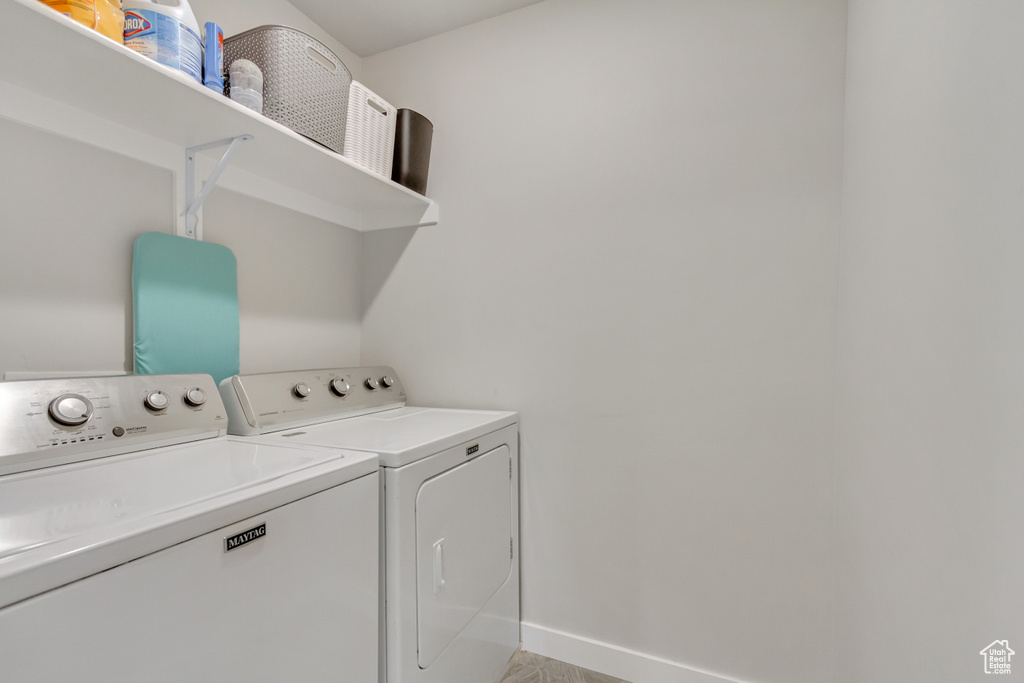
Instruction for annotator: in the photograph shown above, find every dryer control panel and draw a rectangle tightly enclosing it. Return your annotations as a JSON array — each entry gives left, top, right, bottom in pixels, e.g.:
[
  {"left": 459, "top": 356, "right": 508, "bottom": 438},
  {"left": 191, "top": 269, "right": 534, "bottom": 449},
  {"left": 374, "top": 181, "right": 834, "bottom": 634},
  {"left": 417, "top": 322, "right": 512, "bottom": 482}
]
[
  {"left": 0, "top": 374, "right": 227, "bottom": 475},
  {"left": 219, "top": 366, "right": 407, "bottom": 435}
]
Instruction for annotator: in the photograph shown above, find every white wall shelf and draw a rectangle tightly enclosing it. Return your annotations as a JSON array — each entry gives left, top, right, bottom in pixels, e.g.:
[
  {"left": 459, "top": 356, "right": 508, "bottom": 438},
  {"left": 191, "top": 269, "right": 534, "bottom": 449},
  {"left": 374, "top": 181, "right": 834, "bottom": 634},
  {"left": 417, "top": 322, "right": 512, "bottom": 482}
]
[{"left": 0, "top": 0, "right": 438, "bottom": 233}]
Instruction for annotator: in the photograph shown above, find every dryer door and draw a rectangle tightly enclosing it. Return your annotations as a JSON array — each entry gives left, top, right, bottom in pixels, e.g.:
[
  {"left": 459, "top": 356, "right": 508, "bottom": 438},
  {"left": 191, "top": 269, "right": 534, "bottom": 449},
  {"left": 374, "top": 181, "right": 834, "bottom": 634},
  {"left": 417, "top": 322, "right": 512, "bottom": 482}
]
[{"left": 415, "top": 444, "right": 512, "bottom": 668}]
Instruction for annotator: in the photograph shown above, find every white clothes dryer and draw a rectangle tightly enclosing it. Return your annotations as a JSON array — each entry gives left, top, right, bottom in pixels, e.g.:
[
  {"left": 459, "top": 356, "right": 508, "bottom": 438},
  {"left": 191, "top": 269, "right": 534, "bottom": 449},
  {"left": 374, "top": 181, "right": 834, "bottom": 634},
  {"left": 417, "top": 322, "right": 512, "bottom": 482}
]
[
  {"left": 0, "top": 373, "right": 379, "bottom": 682},
  {"left": 220, "top": 367, "right": 520, "bottom": 683}
]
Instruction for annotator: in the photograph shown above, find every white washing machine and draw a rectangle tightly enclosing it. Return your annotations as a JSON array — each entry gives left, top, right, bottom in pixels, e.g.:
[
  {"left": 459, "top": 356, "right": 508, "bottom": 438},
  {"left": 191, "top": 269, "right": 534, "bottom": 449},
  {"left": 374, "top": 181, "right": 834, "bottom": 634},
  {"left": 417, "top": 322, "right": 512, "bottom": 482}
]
[
  {"left": 219, "top": 366, "right": 520, "bottom": 683},
  {"left": 0, "top": 373, "right": 379, "bottom": 682}
]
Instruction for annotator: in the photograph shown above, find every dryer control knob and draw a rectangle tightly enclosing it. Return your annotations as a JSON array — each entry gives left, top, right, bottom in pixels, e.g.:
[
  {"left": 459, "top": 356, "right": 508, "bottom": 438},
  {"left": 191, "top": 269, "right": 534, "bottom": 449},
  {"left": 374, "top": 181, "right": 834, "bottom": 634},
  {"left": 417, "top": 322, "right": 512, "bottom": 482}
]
[
  {"left": 49, "top": 393, "right": 94, "bottom": 426},
  {"left": 184, "top": 387, "right": 207, "bottom": 407},
  {"left": 380, "top": 375, "right": 395, "bottom": 388},
  {"left": 293, "top": 383, "right": 312, "bottom": 399},
  {"left": 329, "top": 379, "right": 350, "bottom": 397},
  {"left": 144, "top": 391, "right": 170, "bottom": 411},
  {"left": 364, "top": 377, "right": 379, "bottom": 390}
]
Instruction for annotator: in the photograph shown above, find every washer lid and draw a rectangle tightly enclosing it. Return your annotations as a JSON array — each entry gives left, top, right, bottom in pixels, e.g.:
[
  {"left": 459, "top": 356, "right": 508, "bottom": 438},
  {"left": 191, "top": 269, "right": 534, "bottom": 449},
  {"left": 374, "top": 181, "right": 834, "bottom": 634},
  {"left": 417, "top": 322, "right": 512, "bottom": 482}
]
[
  {"left": 269, "top": 407, "right": 517, "bottom": 467},
  {"left": 0, "top": 438, "right": 377, "bottom": 609}
]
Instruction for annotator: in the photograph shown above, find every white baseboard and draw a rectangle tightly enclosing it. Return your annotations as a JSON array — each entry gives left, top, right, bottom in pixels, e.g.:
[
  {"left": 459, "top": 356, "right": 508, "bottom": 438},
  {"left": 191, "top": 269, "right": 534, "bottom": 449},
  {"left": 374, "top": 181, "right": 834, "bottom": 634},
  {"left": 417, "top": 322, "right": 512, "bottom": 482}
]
[{"left": 520, "top": 622, "right": 755, "bottom": 683}]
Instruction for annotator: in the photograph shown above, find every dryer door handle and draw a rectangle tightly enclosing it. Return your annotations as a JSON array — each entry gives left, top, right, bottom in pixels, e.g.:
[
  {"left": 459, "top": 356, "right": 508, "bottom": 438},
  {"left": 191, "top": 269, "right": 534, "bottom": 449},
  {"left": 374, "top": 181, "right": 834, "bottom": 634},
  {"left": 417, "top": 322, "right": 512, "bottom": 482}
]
[{"left": 433, "top": 538, "right": 446, "bottom": 594}]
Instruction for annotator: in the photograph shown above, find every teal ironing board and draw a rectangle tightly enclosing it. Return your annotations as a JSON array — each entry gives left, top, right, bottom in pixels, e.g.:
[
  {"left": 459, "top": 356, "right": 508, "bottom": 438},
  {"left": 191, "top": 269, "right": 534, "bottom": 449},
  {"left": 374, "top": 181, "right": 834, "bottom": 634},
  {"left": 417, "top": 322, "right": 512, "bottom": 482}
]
[{"left": 132, "top": 232, "right": 239, "bottom": 385}]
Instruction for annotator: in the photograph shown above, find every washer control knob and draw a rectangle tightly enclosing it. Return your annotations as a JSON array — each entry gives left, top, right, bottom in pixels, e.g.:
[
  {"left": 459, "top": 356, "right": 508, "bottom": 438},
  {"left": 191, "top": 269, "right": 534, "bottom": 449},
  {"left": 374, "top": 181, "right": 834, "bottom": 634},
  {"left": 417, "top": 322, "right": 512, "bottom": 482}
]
[
  {"left": 144, "top": 391, "right": 170, "bottom": 411},
  {"left": 184, "top": 387, "right": 208, "bottom": 407},
  {"left": 329, "top": 379, "right": 350, "bottom": 397},
  {"left": 49, "top": 394, "right": 94, "bottom": 426},
  {"left": 364, "top": 377, "right": 379, "bottom": 390},
  {"left": 380, "top": 375, "right": 395, "bottom": 389},
  {"left": 293, "top": 382, "right": 312, "bottom": 399}
]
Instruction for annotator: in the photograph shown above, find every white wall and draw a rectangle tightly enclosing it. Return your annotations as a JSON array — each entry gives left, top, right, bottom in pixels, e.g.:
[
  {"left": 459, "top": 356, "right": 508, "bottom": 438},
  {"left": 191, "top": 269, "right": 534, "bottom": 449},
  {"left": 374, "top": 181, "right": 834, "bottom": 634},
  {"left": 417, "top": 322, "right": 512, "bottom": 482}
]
[
  {"left": 361, "top": 2, "right": 848, "bottom": 681},
  {"left": 835, "top": 1, "right": 1024, "bottom": 681},
  {"left": 203, "top": 190, "right": 363, "bottom": 372},
  {"left": 0, "top": 118, "right": 170, "bottom": 375},
  {"left": 0, "top": 0, "right": 365, "bottom": 378}
]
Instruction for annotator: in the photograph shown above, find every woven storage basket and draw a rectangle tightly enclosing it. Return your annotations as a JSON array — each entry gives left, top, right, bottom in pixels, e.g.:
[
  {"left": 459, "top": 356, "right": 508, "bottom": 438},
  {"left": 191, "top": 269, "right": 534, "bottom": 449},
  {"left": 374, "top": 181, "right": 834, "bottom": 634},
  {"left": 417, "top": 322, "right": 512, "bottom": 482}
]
[
  {"left": 343, "top": 81, "right": 397, "bottom": 177},
  {"left": 223, "top": 25, "right": 351, "bottom": 154}
]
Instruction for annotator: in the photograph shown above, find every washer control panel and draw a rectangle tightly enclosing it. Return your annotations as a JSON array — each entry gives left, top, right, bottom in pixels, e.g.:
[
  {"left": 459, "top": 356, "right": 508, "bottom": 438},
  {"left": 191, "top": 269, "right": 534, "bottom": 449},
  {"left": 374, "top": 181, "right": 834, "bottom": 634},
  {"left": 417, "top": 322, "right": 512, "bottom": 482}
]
[
  {"left": 220, "top": 366, "right": 407, "bottom": 435},
  {"left": 0, "top": 374, "right": 227, "bottom": 476}
]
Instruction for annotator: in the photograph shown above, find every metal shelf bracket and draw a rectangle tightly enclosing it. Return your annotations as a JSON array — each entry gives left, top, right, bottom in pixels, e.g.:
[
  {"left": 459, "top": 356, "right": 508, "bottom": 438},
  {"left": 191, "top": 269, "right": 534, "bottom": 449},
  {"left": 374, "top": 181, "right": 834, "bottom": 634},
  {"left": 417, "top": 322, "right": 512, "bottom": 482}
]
[{"left": 184, "top": 134, "right": 253, "bottom": 238}]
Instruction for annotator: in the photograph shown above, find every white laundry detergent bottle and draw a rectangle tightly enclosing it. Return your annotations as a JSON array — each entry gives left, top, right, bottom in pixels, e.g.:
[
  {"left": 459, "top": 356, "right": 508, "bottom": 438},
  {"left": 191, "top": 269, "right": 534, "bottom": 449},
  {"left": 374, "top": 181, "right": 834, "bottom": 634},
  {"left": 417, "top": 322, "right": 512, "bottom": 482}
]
[{"left": 123, "top": 0, "right": 202, "bottom": 84}]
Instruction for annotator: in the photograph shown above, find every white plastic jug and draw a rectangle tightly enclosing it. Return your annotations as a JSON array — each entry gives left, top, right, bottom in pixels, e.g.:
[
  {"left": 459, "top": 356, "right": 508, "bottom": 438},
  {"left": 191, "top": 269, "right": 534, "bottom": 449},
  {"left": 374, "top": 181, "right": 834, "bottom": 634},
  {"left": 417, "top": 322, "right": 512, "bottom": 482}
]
[{"left": 123, "top": 0, "right": 202, "bottom": 84}]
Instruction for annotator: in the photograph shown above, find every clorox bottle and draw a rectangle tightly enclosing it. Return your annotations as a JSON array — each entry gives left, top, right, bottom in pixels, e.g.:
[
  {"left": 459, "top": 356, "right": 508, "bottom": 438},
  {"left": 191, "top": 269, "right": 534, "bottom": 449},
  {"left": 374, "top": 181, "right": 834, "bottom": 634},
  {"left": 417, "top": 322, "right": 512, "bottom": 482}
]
[{"left": 123, "top": 0, "right": 202, "bottom": 84}]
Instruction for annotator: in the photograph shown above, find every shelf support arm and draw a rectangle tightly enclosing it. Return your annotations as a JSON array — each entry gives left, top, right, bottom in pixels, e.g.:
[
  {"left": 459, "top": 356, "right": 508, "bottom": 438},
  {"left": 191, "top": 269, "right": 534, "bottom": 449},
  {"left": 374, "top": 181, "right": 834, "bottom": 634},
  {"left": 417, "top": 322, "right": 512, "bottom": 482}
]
[{"left": 184, "top": 134, "right": 253, "bottom": 239}]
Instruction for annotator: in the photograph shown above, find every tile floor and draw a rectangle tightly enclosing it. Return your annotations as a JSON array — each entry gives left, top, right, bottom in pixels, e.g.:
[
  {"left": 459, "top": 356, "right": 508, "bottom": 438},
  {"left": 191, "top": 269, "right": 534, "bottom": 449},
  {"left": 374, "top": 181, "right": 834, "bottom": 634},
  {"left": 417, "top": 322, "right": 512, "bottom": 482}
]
[{"left": 500, "top": 650, "right": 631, "bottom": 683}]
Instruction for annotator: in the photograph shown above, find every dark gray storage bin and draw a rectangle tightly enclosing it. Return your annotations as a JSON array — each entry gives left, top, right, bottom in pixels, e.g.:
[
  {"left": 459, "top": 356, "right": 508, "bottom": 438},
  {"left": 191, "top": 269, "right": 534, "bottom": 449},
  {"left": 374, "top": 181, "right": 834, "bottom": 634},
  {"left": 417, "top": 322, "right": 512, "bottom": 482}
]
[{"left": 391, "top": 109, "right": 433, "bottom": 195}]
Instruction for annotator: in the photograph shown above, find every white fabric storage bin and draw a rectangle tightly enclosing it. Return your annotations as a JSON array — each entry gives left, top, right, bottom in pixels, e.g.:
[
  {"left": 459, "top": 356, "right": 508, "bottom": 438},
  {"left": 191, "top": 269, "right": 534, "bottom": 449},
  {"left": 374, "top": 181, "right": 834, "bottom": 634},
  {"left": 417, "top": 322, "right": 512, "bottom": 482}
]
[{"left": 343, "top": 81, "right": 397, "bottom": 177}]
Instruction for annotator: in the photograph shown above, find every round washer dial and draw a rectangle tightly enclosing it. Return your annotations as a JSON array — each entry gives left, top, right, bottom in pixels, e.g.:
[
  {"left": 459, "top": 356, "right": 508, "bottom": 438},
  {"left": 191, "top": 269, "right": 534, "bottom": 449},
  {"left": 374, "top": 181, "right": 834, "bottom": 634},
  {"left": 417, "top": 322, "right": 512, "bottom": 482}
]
[
  {"left": 329, "top": 378, "right": 350, "bottom": 397},
  {"left": 293, "top": 383, "right": 312, "bottom": 399},
  {"left": 184, "top": 387, "right": 208, "bottom": 407},
  {"left": 48, "top": 394, "right": 94, "bottom": 427},
  {"left": 144, "top": 391, "right": 170, "bottom": 411}
]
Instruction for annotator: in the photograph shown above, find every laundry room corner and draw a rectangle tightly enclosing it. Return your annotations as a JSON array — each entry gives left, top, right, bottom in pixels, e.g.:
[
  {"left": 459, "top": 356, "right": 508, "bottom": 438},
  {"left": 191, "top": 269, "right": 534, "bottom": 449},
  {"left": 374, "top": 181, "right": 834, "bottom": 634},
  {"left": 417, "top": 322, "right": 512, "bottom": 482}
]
[
  {"left": 8, "top": 0, "right": 1020, "bottom": 681},
  {"left": 358, "top": 1, "right": 846, "bottom": 681}
]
